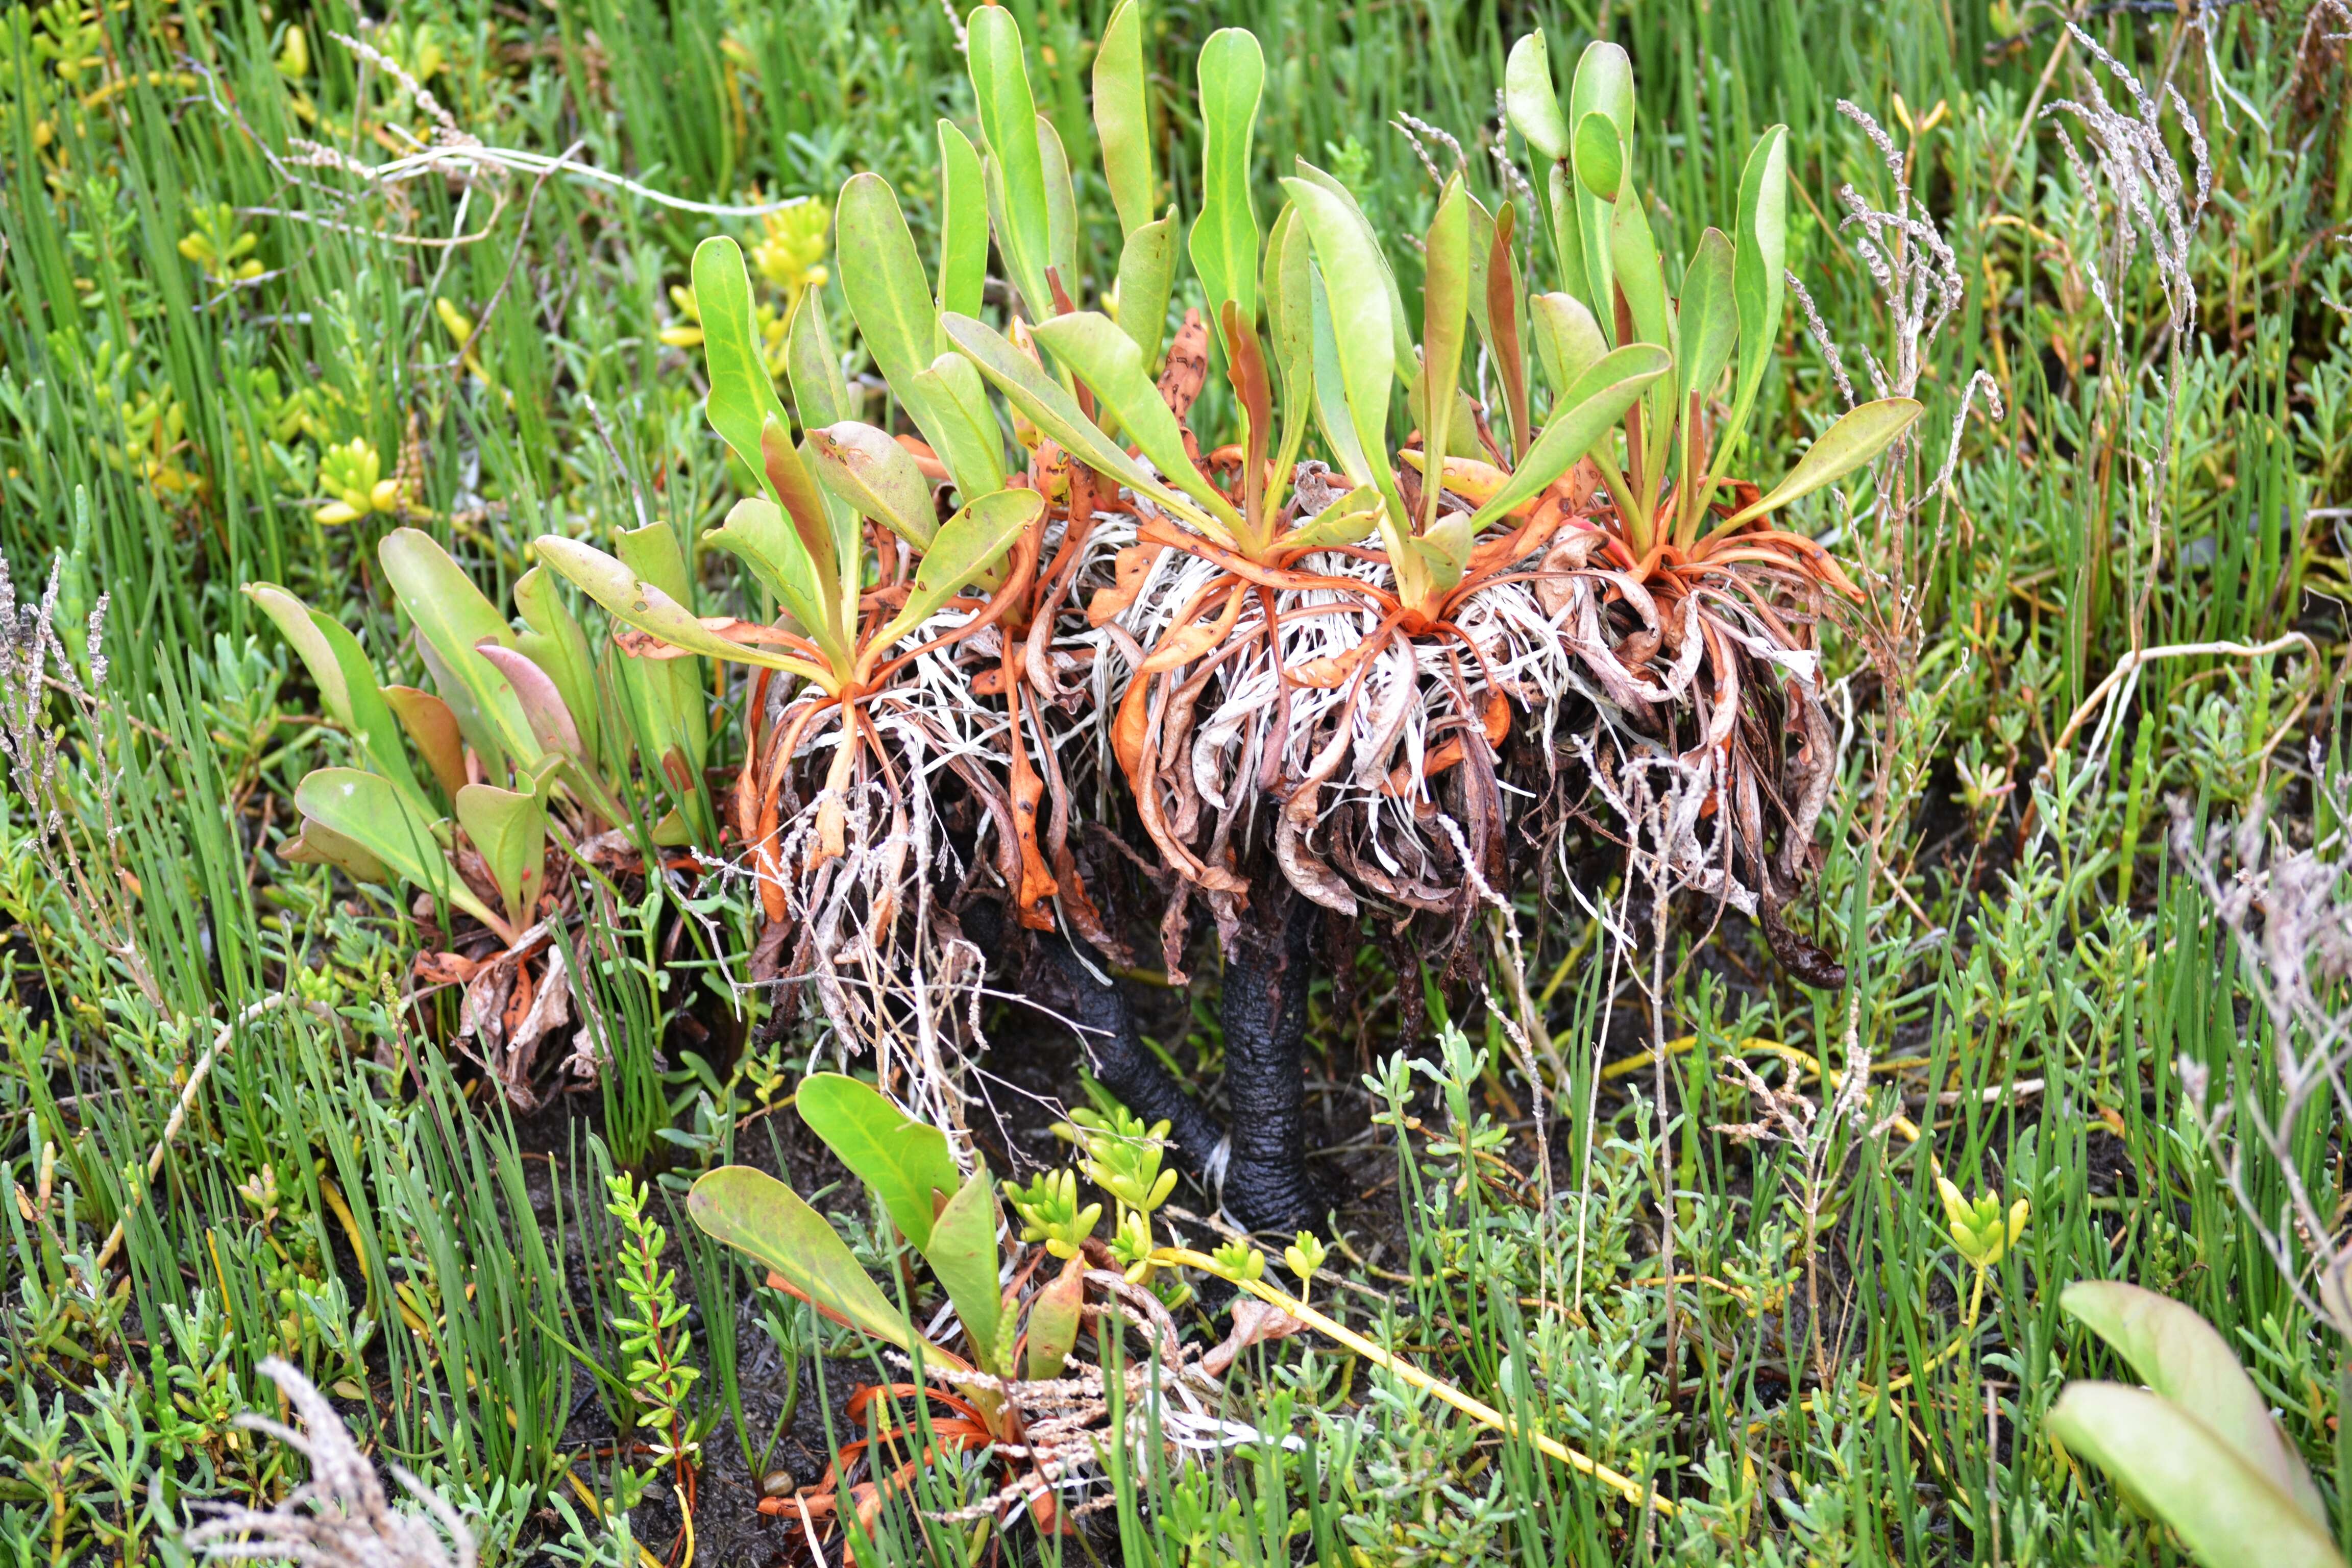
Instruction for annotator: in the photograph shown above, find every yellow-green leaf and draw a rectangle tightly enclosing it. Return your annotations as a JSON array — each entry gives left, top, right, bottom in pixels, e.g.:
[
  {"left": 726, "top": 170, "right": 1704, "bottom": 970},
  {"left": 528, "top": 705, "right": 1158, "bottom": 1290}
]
[
  {"left": 796, "top": 1073, "right": 963, "bottom": 1253},
  {"left": 872, "top": 487, "right": 1045, "bottom": 649},
  {"left": 688, "top": 1166, "right": 924, "bottom": 1358},
  {"left": 1504, "top": 31, "right": 1569, "bottom": 163},
  {"left": 1093, "top": 0, "right": 1153, "bottom": 238},
  {"left": 1190, "top": 28, "right": 1264, "bottom": 345},
  {"left": 936, "top": 120, "right": 989, "bottom": 323},
  {"left": 1721, "top": 398, "right": 1924, "bottom": 528},
  {"left": 1032, "top": 310, "right": 1243, "bottom": 536},
  {"left": 1468, "top": 343, "right": 1668, "bottom": 530}
]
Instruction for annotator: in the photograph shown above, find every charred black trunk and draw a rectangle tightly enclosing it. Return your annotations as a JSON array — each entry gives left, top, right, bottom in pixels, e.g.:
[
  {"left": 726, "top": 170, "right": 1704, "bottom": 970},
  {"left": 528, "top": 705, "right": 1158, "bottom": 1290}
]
[
  {"left": 1034, "top": 930, "right": 1227, "bottom": 1177},
  {"left": 1216, "top": 890, "right": 1320, "bottom": 1232}
]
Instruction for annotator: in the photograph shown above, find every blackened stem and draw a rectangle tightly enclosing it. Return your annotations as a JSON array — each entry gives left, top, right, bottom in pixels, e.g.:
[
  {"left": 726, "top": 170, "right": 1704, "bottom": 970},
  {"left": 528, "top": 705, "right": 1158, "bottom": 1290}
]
[
  {"left": 1217, "top": 890, "right": 1321, "bottom": 1232},
  {"left": 1035, "top": 933, "right": 1227, "bottom": 1178}
]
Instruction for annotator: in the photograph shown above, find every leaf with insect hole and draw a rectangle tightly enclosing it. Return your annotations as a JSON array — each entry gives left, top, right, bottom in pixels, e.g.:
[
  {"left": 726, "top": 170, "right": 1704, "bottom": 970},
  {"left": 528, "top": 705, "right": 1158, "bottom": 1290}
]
[
  {"left": 811, "top": 421, "right": 938, "bottom": 549},
  {"left": 871, "top": 487, "right": 1045, "bottom": 649}
]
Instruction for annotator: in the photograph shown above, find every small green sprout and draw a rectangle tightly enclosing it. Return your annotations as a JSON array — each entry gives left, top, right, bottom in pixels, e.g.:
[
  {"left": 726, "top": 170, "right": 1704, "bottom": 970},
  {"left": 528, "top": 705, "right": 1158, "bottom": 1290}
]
[
  {"left": 1002, "top": 1168, "right": 1102, "bottom": 1261},
  {"left": 177, "top": 202, "right": 261, "bottom": 284},
  {"left": 314, "top": 437, "right": 400, "bottom": 525},
  {"left": 1110, "top": 1208, "right": 1157, "bottom": 1280},
  {"left": 1283, "top": 1230, "right": 1329, "bottom": 1296},
  {"left": 1060, "top": 1105, "right": 1179, "bottom": 1216},
  {"left": 1211, "top": 1239, "right": 1265, "bottom": 1284},
  {"left": 1937, "top": 1177, "right": 2028, "bottom": 1271}
]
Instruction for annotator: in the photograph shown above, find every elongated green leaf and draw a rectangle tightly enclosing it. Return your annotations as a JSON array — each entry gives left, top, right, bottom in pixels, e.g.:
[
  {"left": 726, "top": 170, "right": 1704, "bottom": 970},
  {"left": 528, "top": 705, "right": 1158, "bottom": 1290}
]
[
  {"left": 379, "top": 529, "right": 537, "bottom": 773},
  {"left": 909, "top": 353, "right": 1009, "bottom": 500},
  {"left": 927, "top": 1170, "right": 1011, "bottom": 1377},
  {"left": 1032, "top": 311, "right": 1243, "bottom": 534},
  {"left": 1548, "top": 161, "right": 1586, "bottom": 312},
  {"left": 1093, "top": 0, "right": 1153, "bottom": 237},
  {"left": 1419, "top": 177, "right": 1471, "bottom": 536},
  {"left": 872, "top": 487, "right": 1046, "bottom": 649},
  {"left": 533, "top": 535, "right": 822, "bottom": 678},
  {"left": 2061, "top": 1283, "right": 2327, "bottom": 1528},
  {"left": 614, "top": 521, "right": 716, "bottom": 841},
  {"left": 702, "top": 498, "right": 835, "bottom": 663},
  {"left": 784, "top": 285, "right": 853, "bottom": 430},
  {"left": 837, "top": 173, "right": 938, "bottom": 393},
  {"left": 454, "top": 780, "right": 547, "bottom": 929},
  {"left": 244, "top": 582, "right": 350, "bottom": 725},
  {"left": 1528, "top": 291, "right": 1606, "bottom": 400},
  {"left": 1190, "top": 28, "right": 1264, "bottom": 344},
  {"left": 796, "top": 1073, "right": 963, "bottom": 1253},
  {"left": 810, "top": 422, "right": 937, "bottom": 549},
  {"left": 692, "top": 236, "right": 793, "bottom": 480},
  {"left": 1607, "top": 190, "right": 1669, "bottom": 350},
  {"left": 511, "top": 566, "right": 603, "bottom": 768},
  {"left": 1290, "top": 158, "right": 1416, "bottom": 390},
  {"left": 1678, "top": 227, "right": 1737, "bottom": 410},
  {"left": 1469, "top": 343, "right": 1669, "bottom": 530},
  {"left": 1504, "top": 31, "right": 1570, "bottom": 163},
  {"left": 1264, "top": 203, "right": 1315, "bottom": 481},
  {"left": 688, "top": 1166, "right": 926, "bottom": 1359},
  {"left": 1721, "top": 398, "right": 1924, "bottom": 528},
  {"left": 760, "top": 414, "right": 844, "bottom": 615},
  {"left": 1573, "top": 111, "right": 1623, "bottom": 202},
  {"left": 967, "top": 5, "right": 1050, "bottom": 317},
  {"left": 1308, "top": 260, "right": 1374, "bottom": 487},
  {"left": 1731, "top": 125, "right": 1790, "bottom": 433},
  {"left": 2047, "top": 1384, "right": 2342, "bottom": 1568},
  {"left": 936, "top": 121, "right": 989, "bottom": 323},
  {"left": 296, "top": 768, "right": 508, "bottom": 936},
  {"left": 1283, "top": 176, "right": 1402, "bottom": 532},
  {"left": 1111, "top": 211, "right": 1177, "bottom": 368},
  {"left": 1038, "top": 115, "right": 1079, "bottom": 298},
  {"left": 940, "top": 313, "right": 1227, "bottom": 540},
  {"left": 1566, "top": 41, "right": 1634, "bottom": 321}
]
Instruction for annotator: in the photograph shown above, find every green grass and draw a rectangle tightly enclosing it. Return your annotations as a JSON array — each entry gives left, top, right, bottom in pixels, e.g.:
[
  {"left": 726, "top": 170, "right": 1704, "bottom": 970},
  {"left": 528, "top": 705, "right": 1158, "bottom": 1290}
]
[{"left": 4, "top": 0, "right": 2350, "bottom": 1563}]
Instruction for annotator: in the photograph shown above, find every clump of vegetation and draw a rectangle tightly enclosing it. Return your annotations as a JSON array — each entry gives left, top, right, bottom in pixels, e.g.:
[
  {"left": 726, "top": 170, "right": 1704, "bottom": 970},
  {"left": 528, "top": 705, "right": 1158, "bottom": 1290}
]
[{"left": 4, "top": 0, "right": 2350, "bottom": 1564}]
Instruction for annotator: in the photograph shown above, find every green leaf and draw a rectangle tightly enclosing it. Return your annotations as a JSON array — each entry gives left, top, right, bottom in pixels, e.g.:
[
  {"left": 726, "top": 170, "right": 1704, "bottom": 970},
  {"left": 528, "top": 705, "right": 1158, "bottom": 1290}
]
[
  {"left": 1721, "top": 398, "right": 1924, "bottom": 528},
  {"left": 784, "top": 284, "right": 853, "bottom": 430},
  {"left": 908, "top": 352, "right": 1009, "bottom": 500},
  {"left": 810, "top": 422, "right": 938, "bottom": 549},
  {"left": 1093, "top": 0, "right": 1153, "bottom": 238},
  {"left": 615, "top": 522, "right": 714, "bottom": 836},
  {"left": 512, "top": 566, "right": 603, "bottom": 769},
  {"left": 245, "top": 582, "right": 434, "bottom": 819},
  {"left": 1547, "top": 162, "right": 1587, "bottom": 313},
  {"left": 1565, "top": 41, "right": 1635, "bottom": 320},
  {"left": 1024, "top": 1257, "right": 1085, "bottom": 1381},
  {"left": 795, "top": 1073, "right": 963, "bottom": 1253},
  {"left": 533, "top": 535, "right": 825, "bottom": 680},
  {"left": 281, "top": 815, "right": 391, "bottom": 887},
  {"left": 1038, "top": 114, "right": 1079, "bottom": 299},
  {"left": 1110, "top": 210, "right": 1177, "bottom": 369},
  {"left": 926, "top": 1169, "right": 1011, "bottom": 1377},
  {"left": 1607, "top": 188, "right": 1669, "bottom": 350},
  {"left": 1289, "top": 159, "right": 1416, "bottom": 391},
  {"left": 378, "top": 528, "right": 537, "bottom": 774},
  {"left": 967, "top": 5, "right": 1051, "bottom": 318},
  {"left": 1032, "top": 311, "right": 1243, "bottom": 534},
  {"left": 295, "top": 768, "right": 509, "bottom": 937},
  {"left": 1418, "top": 176, "right": 1471, "bottom": 538},
  {"left": 692, "top": 236, "right": 793, "bottom": 479},
  {"left": 454, "top": 779, "right": 548, "bottom": 929},
  {"left": 1677, "top": 227, "right": 1737, "bottom": 411},
  {"left": 1263, "top": 203, "right": 1315, "bottom": 481},
  {"left": 871, "top": 487, "right": 1046, "bottom": 649},
  {"left": 1308, "top": 260, "right": 1374, "bottom": 488},
  {"left": 1282, "top": 176, "right": 1403, "bottom": 539},
  {"left": 1189, "top": 28, "right": 1265, "bottom": 344},
  {"left": 1572, "top": 111, "right": 1623, "bottom": 202},
  {"left": 1468, "top": 343, "right": 1669, "bottom": 530},
  {"left": 2047, "top": 1384, "right": 2342, "bottom": 1568},
  {"left": 2060, "top": 1282, "right": 2327, "bottom": 1529},
  {"left": 1730, "top": 125, "right": 1791, "bottom": 434},
  {"left": 1504, "top": 31, "right": 1570, "bottom": 163},
  {"left": 759, "top": 414, "right": 846, "bottom": 619},
  {"left": 701, "top": 497, "right": 834, "bottom": 663},
  {"left": 688, "top": 1166, "right": 925, "bottom": 1359},
  {"left": 936, "top": 120, "right": 989, "bottom": 323},
  {"left": 836, "top": 174, "right": 939, "bottom": 394},
  {"left": 243, "top": 582, "right": 350, "bottom": 726},
  {"left": 1528, "top": 291, "right": 1606, "bottom": 401},
  {"left": 940, "top": 312, "right": 1228, "bottom": 541}
]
